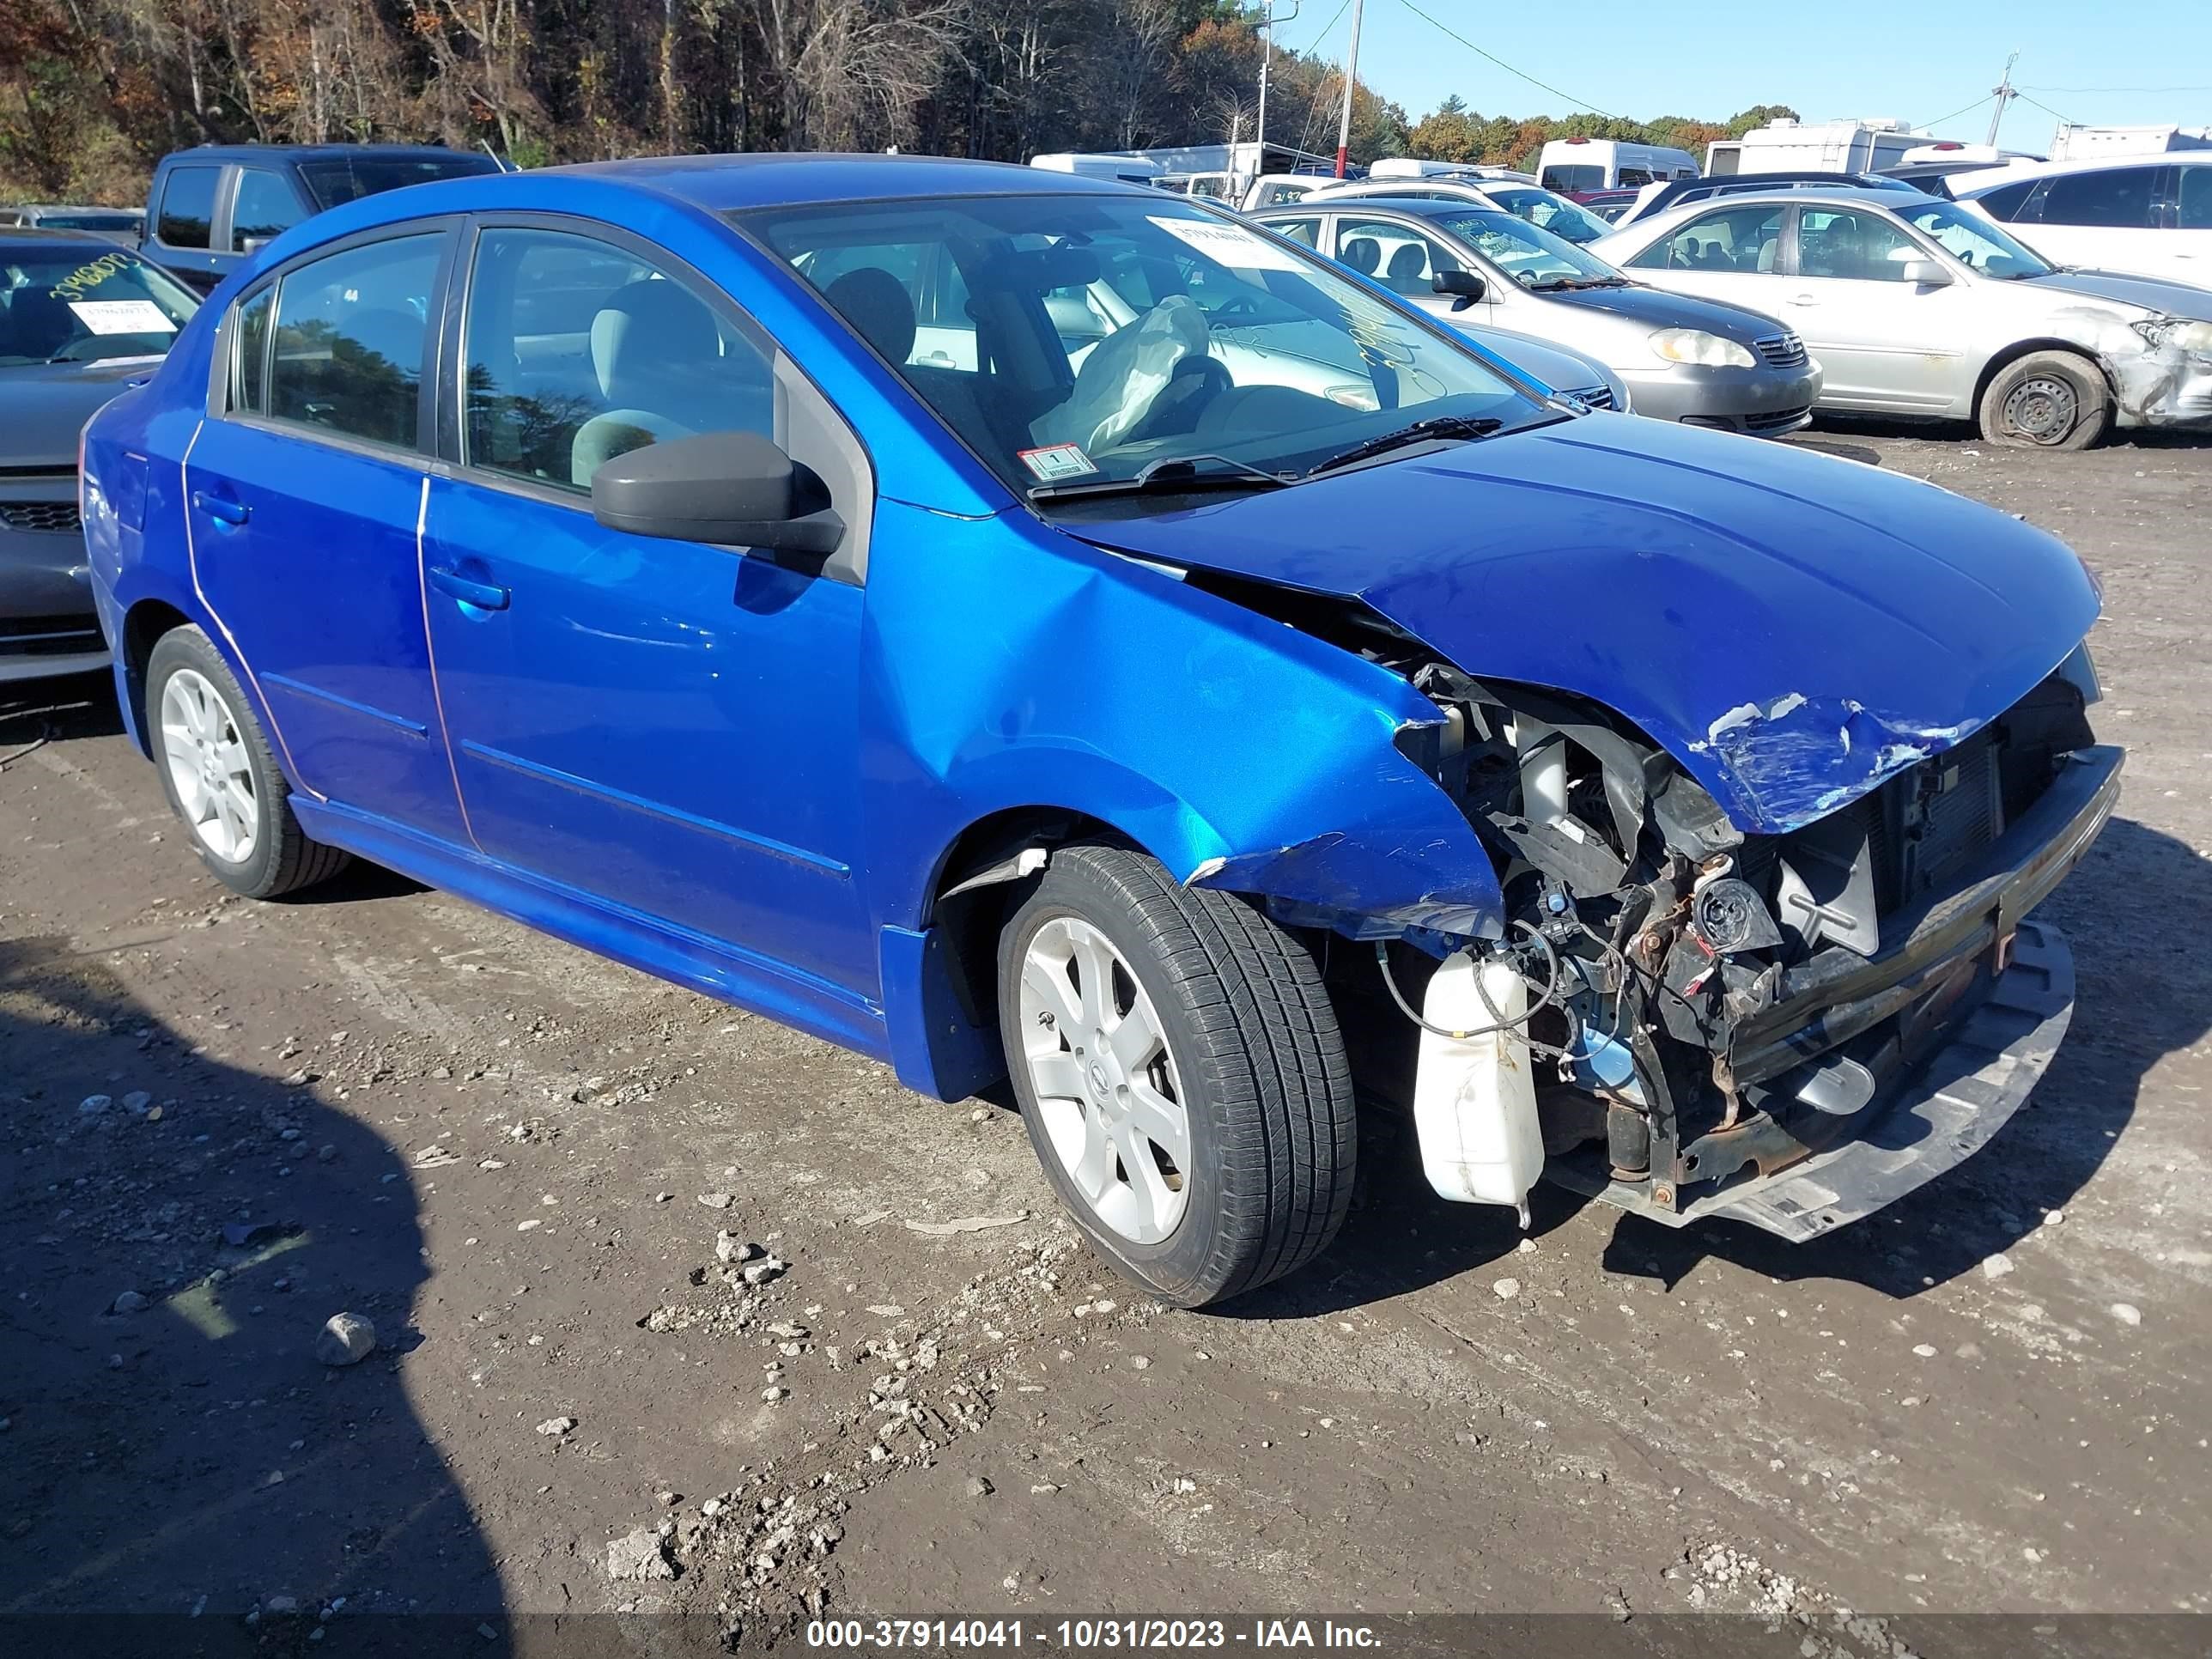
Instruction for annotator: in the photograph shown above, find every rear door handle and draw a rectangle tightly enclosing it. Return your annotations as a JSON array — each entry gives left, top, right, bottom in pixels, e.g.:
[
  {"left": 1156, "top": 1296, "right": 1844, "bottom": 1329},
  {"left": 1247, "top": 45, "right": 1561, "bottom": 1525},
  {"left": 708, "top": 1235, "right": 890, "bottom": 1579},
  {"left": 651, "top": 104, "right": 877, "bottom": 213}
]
[
  {"left": 191, "top": 490, "right": 249, "bottom": 526},
  {"left": 428, "top": 565, "right": 510, "bottom": 611},
  {"left": 1784, "top": 294, "right": 1818, "bottom": 307}
]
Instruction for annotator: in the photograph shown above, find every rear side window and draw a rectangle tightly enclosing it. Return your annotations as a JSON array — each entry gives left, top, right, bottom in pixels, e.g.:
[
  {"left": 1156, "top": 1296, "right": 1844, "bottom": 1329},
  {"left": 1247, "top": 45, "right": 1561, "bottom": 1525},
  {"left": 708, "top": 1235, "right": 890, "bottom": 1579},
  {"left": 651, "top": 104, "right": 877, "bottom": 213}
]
[
  {"left": 156, "top": 166, "right": 221, "bottom": 248},
  {"left": 268, "top": 234, "right": 441, "bottom": 450},
  {"left": 232, "top": 285, "right": 272, "bottom": 414},
  {"left": 1971, "top": 179, "right": 2038, "bottom": 222},
  {"left": 230, "top": 170, "right": 305, "bottom": 248},
  {"left": 1267, "top": 216, "right": 1322, "bottom": 247},
  {"left": 2039, "top": 167, "right": 2159, "bottom": 228},
  {"left": 1632, "top": 204, "right": 1784, "bottom": 273},
  {"left": 1617, "top": 167, "right": 1654, "bottom": 188}
]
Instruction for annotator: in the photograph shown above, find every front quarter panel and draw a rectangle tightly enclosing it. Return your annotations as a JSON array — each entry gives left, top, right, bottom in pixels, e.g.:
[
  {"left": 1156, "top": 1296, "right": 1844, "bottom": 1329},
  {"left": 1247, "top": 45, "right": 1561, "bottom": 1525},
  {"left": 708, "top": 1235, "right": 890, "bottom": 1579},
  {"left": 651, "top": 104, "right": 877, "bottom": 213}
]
[{"left": 861, "top": 501, "right": 1505, "bottom": 940}]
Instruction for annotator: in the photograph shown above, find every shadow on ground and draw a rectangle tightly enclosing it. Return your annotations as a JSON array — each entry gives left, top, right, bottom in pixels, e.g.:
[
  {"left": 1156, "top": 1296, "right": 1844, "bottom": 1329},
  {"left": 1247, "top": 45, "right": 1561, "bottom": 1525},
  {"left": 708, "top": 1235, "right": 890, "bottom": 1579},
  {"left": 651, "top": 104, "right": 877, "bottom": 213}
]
[
  {"left": 0, "top": 933, "right": 507, "bottom": 1647},
  {"left": 1224, "top": 812, "right": 2210, "bottom": 1317}
]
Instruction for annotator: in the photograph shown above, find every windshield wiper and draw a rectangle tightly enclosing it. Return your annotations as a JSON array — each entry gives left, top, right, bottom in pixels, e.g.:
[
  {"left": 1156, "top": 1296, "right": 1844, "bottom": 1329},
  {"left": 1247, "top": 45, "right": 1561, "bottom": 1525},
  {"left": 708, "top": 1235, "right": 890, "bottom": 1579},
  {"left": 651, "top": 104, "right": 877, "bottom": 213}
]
[
  {"left": 1304, "top": 416, "right": 1503, "bottom": 478},
  {"left": 1027, "top": 453, "right": 1293, "bottom": 502}
]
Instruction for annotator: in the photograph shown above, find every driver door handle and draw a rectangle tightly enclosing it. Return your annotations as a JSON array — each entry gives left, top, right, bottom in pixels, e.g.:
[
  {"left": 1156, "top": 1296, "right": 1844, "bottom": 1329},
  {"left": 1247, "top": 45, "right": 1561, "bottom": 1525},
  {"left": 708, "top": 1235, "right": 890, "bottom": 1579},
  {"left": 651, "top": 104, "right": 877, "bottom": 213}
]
[
  {"left": 191, "top": 490, "right": 250, "bottom": 526},
  {"left": 428, "top": 566, "right": 511, "bottom": 611}
]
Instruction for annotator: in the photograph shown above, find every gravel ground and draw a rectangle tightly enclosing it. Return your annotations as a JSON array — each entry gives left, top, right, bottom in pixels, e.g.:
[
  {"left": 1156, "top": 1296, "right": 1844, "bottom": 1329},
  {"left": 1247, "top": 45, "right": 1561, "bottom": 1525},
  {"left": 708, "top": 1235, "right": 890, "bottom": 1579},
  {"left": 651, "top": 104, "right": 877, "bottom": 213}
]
[{"left": 2, "top": 426, "right": 2208, "bottom": 1654}]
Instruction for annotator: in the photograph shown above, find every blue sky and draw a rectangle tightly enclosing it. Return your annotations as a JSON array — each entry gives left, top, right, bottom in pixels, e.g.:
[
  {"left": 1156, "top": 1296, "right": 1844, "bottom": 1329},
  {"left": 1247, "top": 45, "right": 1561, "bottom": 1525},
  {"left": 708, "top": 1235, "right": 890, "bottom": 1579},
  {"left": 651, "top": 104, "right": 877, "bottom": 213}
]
[{"left": 1285, "top": 0, "right": 2212, "bottom": 147}]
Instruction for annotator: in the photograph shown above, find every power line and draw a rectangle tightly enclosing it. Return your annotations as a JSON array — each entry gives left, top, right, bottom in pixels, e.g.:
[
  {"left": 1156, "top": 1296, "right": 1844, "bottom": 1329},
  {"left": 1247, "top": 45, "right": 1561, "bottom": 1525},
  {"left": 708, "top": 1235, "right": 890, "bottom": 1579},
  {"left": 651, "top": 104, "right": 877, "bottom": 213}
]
[
  {"left": 2023, "top": 83, "right": 2212, "bottom": 94},
  {"left": 2014, "top": 92, "right": 2078, "bottom": 125},
  {"left": 1298, "top": 0, "right": 1352, "bottom": 58},
  {"left": 1918, "top": 93, "right": 1994, "bottom": 130},
  {"left": 1389, "top": 0, "right": 1622, "bottom": 122}
]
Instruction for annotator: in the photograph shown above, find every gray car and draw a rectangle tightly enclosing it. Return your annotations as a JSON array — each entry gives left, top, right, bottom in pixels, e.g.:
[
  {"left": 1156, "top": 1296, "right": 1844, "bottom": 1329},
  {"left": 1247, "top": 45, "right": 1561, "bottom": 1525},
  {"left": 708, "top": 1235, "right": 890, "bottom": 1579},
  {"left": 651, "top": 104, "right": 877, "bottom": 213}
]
[
  {"left": 2, "top": 230, "right": 199, "bottom": 681},
  {"left": 1594, "top": 187, "right": 2212, "bottom": 448},
  {"left": 1253, "top": 198, "right": 1823, "bottom": 436}
]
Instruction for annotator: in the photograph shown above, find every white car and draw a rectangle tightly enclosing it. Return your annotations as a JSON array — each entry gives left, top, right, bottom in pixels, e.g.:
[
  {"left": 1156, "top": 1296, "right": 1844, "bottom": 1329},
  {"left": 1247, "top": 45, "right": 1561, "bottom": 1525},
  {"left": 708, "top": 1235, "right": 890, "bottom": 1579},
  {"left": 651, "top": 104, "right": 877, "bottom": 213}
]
[
  {"left": 1954, "top": 155, "right": 2212, "bottom": 286},
  {"left": 1595, "top": 186, "right": 2212, "bottom": 448}
]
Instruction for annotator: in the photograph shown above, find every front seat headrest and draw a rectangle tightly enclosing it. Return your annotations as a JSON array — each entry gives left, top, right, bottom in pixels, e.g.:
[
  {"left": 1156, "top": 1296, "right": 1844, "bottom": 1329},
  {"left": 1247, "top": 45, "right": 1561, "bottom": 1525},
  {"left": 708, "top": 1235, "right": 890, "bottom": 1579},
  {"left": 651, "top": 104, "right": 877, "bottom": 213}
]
[{"left": 824, "top": 267, "right": 917, "bottom": 368}]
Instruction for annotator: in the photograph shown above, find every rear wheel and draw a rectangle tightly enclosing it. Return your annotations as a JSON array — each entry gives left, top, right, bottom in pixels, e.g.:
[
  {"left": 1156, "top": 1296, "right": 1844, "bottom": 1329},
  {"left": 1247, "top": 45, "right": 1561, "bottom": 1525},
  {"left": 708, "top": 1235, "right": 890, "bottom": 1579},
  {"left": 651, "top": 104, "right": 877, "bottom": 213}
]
[
  {"left": 997, "top": 843, "right": 1356, "bottom": 1308},
  {"left": 1978, "top": 350, "right": 2110, "bottom": 450},
  {"left": 145, "top": 626, "right": 350, "bottom": 899}
]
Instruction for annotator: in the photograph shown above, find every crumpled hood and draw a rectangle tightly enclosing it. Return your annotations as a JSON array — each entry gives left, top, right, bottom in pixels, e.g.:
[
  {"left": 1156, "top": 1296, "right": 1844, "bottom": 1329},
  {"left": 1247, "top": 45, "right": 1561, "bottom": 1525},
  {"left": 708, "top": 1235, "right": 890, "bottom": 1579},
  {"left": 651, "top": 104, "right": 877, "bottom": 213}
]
[
  {"left": 2028, "top": 268, "right": 2212, "bottom": 321},
  {"left": 1070, "top": 416, "right": 2100, "bottom": 835},
  {"left": 0, "top": 357, "right": 163, "bottom": 470}
]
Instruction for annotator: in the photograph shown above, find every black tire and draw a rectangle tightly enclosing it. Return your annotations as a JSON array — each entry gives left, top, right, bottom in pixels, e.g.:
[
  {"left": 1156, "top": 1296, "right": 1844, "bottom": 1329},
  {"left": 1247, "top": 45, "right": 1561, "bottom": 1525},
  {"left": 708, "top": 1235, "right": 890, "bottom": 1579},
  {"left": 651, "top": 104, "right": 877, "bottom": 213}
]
[
  {"left": 996, "top": 842, "right": 1356, "bottom": 1308},
  {"left": 144, "top": 625, "right": 350, "bottom": 899},
  {"left": 1978, "top": 350, "right": 2111, "bottom": 450}
]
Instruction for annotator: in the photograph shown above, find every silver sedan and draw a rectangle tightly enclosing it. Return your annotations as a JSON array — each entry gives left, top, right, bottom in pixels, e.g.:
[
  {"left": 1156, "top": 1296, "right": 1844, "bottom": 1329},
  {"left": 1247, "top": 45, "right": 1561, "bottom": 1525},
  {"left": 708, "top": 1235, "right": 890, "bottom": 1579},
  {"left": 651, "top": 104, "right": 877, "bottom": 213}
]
[
  {"left": 1252, "top": 198, "right": 1823, "bottom": 437},
  {"left": 1593, "top": 186, "right": 2212, "bottom": 448}
]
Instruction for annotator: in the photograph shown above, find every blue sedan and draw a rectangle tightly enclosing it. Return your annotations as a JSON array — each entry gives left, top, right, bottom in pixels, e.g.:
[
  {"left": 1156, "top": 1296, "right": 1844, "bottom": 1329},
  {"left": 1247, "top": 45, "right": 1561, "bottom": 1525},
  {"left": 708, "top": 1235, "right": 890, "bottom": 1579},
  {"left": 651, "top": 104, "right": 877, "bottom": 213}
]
[{"left": 81, "top": 155, "right": 2121, "bottom": 1305}]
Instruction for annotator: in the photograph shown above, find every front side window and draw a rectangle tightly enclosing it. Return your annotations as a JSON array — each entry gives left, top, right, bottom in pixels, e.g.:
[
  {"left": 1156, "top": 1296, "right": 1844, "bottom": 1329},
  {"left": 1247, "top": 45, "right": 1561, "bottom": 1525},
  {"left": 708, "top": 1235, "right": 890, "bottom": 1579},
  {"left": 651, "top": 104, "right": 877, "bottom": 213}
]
[
  {"left": 460, "top": 228, "right": 774, "bottom": 493},
  {"left": 267, "top": 234, "right": 441, "bottom": 449},
  {"left": 1899, "top": 198, "right": 2050, "bottom": 279},
  {"left": 2179, "top": 167, "right": 2212, "bottom": 231},
  {"left": 1796, "top": 209, "right": 1922, "bottom": 282},
  {"left": 1617, "top": 167, "right": 1654, "bottom": 189},
  {"left": 2039, "top": 167, "right": 2159, "bottom": 229},
  {"left": 744, "top": 193, "right": 1540, "bottom": 504},
  {"left": 231, "top": 170, "right": 305, "bottom": 248},
  {"left": 0, "top": 248, "right": 198, "bottom": 366},
  {"left": 156, "top": 166, "right": 221, "bottom": 248},
  {"left": 1970, "top": 179, "right": 2039, "bottom": 222},
  {"left": 1630, "top": 204, "right": 1784, "bottom": 273}
]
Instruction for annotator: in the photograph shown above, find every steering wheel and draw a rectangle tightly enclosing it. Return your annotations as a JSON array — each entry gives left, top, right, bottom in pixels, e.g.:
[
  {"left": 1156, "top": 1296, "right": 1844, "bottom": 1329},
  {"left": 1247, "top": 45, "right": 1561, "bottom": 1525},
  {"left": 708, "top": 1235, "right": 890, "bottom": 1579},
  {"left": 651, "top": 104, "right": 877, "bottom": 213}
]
[{"left": 1124, "top": 355, "right": 1234, "bottom": 445}]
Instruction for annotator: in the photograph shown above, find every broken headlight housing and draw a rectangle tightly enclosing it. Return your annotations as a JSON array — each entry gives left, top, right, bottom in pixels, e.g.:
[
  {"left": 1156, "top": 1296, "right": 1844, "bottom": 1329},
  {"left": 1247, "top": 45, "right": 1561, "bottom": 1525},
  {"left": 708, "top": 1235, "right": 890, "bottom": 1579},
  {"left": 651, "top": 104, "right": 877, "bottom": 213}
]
[{"left": 2134, "top": 317, "right": 2212, "bottom": 356}]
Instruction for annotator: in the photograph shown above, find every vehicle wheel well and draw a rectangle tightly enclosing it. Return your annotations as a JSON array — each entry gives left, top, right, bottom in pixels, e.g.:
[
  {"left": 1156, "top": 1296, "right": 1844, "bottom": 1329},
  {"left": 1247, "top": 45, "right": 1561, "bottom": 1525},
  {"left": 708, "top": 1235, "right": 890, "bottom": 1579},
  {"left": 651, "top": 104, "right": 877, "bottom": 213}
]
[
  {"left": 925, "top": 807, "right": 1121, "bottom": 1036},
  {"left": 120, "top": 599, "right": 192, "bottom": 758},
  {"left": 1972, "top": 338, "right": 2112, "bottom": 410}
]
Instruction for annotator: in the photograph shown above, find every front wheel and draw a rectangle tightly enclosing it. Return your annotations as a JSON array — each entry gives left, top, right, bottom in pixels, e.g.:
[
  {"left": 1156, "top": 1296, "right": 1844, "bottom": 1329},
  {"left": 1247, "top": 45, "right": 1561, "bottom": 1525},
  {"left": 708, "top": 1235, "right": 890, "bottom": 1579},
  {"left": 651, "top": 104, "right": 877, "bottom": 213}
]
[
  {"left": 145, "top": 625, "right": 350, "bottom": 899},
  {"left": 1978, "top": 350, "right": 2111, "bottom": 450},
  {"left": 997, "top": 843, "right": 1356, "bottom": 1308}
]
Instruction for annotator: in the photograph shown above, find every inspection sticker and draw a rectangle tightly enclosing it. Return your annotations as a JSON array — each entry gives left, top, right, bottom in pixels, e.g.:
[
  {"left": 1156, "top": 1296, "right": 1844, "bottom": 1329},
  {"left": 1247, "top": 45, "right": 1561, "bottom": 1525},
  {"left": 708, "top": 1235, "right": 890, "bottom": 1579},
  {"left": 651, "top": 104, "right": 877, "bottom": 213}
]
[
  {"left": 1018, "top": 443, "right": 1099, "bottom": 482},
  {"left": 1146, "top": 215, "right": 1305, "bottom": 273},
  {"left": 67, "top": 300, "right": 177, "bottom": 336}
]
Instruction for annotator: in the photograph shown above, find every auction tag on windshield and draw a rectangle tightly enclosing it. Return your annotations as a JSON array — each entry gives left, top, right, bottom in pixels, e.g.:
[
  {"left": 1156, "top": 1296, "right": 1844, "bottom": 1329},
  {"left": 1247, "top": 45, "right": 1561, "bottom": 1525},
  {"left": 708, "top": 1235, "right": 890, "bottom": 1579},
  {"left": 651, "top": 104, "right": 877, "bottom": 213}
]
[
  {"left": 1018, "top": 443, "right": 1098, "bottom": 482},
  {"left": 67, "top": 300, "right": 176, "bottom": 336},
  {"left": 1146, "top": 215, "right": 1305, "bottom": 274}
]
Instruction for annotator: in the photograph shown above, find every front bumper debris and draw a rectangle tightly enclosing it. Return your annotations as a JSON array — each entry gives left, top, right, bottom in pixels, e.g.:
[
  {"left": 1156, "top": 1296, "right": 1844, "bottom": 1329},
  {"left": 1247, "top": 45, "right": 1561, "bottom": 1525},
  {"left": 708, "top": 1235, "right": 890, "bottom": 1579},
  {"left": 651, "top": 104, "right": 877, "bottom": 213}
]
[{"left": 1549, "top": 743, "right": 2122, "bottom": 1240}]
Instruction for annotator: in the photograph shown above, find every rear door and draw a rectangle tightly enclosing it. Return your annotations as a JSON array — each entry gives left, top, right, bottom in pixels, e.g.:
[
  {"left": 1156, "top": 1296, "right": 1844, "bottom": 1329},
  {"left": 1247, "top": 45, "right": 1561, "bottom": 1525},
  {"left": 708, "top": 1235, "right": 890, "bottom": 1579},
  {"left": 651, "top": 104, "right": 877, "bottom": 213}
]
[
  {"left": 146, "top": 162, "right": 228, "bottom": 292},
  {"left": 2014, "top": 165, "right": 2171, "bottom": 278},
  {"left": 182, "top": 224, "right": 465, "bottom": 841}
]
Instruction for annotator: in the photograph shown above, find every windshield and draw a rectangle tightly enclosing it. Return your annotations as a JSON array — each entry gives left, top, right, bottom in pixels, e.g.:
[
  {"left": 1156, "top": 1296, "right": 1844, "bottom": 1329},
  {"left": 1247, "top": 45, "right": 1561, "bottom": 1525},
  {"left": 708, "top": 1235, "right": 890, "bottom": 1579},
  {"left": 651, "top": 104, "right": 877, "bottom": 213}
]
[
  {"left": 743, "top": 195, "right": 1544, "bottom": 502},
  {"left": 297, "top": 154, "right": 500, "bottom": 210},
  {"left": 1426, "top": 210, "right": 1622, "bottom": 287},
  {"left": 1898, "top": 198, "right": 2051, "bottom": 279},
  {"left": 1480, "top": 187, "right": 1610, "bottom": 246},
  {"left": 0, "top": 247, "right": 198, "bottom": 366}
]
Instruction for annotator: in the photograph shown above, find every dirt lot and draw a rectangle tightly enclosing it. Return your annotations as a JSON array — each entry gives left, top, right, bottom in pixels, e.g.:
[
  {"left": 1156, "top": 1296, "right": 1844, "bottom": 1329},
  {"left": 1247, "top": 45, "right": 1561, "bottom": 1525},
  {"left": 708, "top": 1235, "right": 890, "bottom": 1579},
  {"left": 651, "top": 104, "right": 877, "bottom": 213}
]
[{"left": 3, "top": 427, "right": 2209, "bottom": 1656}]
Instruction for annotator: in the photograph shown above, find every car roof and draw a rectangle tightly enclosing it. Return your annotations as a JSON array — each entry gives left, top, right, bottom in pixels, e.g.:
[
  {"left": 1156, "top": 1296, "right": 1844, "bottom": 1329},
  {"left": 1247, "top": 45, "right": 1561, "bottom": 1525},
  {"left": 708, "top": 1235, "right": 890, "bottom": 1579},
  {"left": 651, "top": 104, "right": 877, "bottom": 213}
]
[
  {"left": 1258, "top": 196, "right": 1493, "bottom": 219},
  {"left": 1952, "top": 151, "right": 2212, "bottom": 192},
  {"left": 161, "top": 143, "right": 490, "bottom": 164},
  {"left": 0, "top": 226, "right": 142, "bottom": 254},
  {"left": 535, "top": 152, "right": 1131, "bottom": 211}
]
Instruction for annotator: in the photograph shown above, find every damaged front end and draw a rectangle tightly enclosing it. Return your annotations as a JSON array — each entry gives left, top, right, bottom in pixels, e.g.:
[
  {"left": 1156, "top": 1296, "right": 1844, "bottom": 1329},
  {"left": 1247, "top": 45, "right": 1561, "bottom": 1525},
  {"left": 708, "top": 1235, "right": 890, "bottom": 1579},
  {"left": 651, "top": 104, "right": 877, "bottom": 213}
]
[{"left": 1350, "top": 656, "right": 2122, "bottom": 1240}]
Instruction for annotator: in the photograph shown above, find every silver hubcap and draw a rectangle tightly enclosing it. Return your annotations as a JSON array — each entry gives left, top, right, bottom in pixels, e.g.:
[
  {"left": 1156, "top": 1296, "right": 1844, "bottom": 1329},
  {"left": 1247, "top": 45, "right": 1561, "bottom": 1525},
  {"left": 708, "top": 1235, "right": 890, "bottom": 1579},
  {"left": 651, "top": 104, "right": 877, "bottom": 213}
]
[
  {"left": 2002, "top": 374, "right": 2079, "bottom": 445},
  {"left": 160, "top": 667, "right": 258, "bottom": 864},
  {"left": 1018, "top": 916, "right": 1192, "bottom": 1245}
]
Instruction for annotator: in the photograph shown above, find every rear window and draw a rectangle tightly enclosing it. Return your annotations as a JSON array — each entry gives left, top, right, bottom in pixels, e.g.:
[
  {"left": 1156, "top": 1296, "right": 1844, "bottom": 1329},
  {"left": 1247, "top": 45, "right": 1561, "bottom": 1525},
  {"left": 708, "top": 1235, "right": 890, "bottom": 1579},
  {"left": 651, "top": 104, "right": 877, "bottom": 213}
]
[
  {"left": 1541, "top": 165, "right": 1604, "bottom": 194},
  {"left": 0, "top": 248, "right": 198, "bottom": 365},
  {"left": 296, "top": 154, "right": 500, "bottom": 211},
  {"left": 156, "top": 166, "right": 221, "bottom": 248}
]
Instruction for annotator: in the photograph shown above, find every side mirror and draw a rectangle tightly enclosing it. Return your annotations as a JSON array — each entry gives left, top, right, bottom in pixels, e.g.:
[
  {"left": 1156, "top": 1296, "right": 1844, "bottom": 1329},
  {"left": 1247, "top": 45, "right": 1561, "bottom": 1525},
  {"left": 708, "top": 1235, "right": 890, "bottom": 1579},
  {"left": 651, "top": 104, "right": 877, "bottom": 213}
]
[
  {"left": 1899, "top": 258, "right": 1949, "bottom": 287},
  {"left": 240, "top": 236, "right": 270, "bottom": 257},
  {"left": 591, "top": 430, "right": 844, "bottom": 560},
  {"left": 1432, "top": 269, "right": 1487, "bottom": 310}
]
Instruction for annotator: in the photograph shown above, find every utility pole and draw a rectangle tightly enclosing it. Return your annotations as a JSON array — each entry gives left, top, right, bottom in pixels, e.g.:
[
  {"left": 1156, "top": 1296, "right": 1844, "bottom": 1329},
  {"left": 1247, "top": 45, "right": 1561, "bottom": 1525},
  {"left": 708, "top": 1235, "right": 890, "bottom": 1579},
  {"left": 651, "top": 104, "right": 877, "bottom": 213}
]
[
  {"left": 1334, "top": 0, "right": 1365, "bottom": 178},
  {"left": 1986, "top": 50, "right": 2020, "bottom": 147},
  {"left": 1255, "top": 1, "right": 1294, "bottom": 164}
]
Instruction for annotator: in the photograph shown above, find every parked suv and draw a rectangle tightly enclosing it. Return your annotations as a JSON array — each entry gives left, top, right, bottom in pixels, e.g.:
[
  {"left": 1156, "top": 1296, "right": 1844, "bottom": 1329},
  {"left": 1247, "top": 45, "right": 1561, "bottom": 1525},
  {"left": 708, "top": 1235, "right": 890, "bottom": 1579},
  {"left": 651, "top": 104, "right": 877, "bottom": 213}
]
[
  {"left": 1956, "top": 155, "right": 2212, "bottom": 285},
  {"left": 140, "top": 144, "right": 501, "bottom": 292}
]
